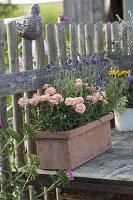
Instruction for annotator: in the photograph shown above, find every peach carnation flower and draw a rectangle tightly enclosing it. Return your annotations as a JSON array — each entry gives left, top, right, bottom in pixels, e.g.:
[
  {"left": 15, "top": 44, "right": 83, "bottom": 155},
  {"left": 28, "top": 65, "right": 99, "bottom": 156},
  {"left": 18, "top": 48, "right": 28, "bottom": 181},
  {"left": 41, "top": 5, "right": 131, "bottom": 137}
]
[
  {"left": 74, "top": 103, "right": 86, "bottom": 113},
  {"left": 49, "top": 99, "right": 58, "bottom": 105},
  {"left": 29, "top": 97, "right": 39, "bottom": 106},
  {"left": 39, "top": 94, "right": 50, "bottom": 102},
  {"left": 18, "top": 97, "right": 29, "bottom": 107},
  {"left": 76, "top": 97, "right": 84, "bottom": 104},
  {"left": 51, "top": 94, "right": 63, "bottom": 102},
  {"left": 86, "top": 95, "right": 93, "bottom": 101},
  {"left": 45, "top": 87, "right": 56, "bottom": 95},
  {"left": 65, "top": 97, "right": 77, "bottom": 106},
  {"left": 74, "top": 78, "right": 83, "bottom": 89}
]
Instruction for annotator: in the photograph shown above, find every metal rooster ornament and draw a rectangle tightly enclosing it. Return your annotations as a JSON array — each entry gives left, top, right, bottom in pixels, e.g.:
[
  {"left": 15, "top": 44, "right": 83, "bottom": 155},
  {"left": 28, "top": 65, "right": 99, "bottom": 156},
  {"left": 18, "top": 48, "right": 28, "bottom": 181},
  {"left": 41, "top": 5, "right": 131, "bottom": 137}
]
[{"left": 16, "top": 4, "right": 43, "bottom": 40}]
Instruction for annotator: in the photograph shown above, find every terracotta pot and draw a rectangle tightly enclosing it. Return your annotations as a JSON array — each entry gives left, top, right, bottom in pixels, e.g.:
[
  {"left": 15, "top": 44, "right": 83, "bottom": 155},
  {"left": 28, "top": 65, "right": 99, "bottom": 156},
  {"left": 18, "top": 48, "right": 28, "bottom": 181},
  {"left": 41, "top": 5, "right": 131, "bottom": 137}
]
[{"left": 36, "top": 113, "right": 113, "bottom": 170}]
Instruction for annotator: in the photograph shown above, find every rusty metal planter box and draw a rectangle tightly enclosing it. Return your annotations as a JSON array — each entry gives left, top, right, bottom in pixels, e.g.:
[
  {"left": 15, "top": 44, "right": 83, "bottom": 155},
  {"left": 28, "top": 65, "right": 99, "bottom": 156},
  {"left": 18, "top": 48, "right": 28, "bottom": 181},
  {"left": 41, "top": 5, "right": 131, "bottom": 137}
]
[{"left": 36, "top": 113, "right": 113, "bottom": 170}]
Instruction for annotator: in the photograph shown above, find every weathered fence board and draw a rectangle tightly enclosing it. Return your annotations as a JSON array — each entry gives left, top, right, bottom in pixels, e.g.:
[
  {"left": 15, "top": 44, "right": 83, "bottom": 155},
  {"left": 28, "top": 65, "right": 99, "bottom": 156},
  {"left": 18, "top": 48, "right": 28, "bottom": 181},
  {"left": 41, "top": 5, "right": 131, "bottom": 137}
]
[
  {"left": 105, "top": 22, "right": 112, "bottom": 55},
  {"left": 34, "top": 32, "right": 45, "bottom": 68},
  {"left": 69, "top": 23, "right": 78, "bottom": 62},
  {"left": 46, "top": 22, "right": 58, "bottom": 65},
  {"left": 6, "top": 21, "right": 24, "bottom": 168},
  {"left": 0, "top": 20, "right": 11, "bottom": 195},
  {"left": 55, "top": 23, "right": 66, "bottom": 65},
  {"left": 85, "top": 21, "right": 94, "bottom": 54},
  {"left": 94, "top": 21, "right": 104, "bottom": 54},
  {"left": 78, "top": 23, "right": 86, "bottom": 56}
]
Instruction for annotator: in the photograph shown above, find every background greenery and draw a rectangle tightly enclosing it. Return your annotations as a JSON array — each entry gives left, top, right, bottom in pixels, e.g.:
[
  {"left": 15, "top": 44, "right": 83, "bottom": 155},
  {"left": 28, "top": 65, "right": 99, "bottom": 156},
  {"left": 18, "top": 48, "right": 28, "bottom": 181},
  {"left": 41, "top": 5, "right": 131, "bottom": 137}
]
[{"left": 0, "top": 2, "right": 63, "bottom": 25}]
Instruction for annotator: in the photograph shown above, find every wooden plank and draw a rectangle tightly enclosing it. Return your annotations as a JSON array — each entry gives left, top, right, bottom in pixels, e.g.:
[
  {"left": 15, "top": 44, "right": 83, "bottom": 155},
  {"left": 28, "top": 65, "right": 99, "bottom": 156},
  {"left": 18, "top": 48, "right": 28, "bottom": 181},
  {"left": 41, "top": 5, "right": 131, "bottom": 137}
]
[
  {"left": 76, "top": 0, "right": 83, "bottom": 24},
  {"left": 94, "top": 21, "right": 104, "bottom": 54},
  {"left": 105, "top": 22, "right": 112, "bottom": 55},
  {"left": 6, "top": 21, "right": 24, "bottom": 168},
  {"left": 78, "top": 23, "right": 86, "bottom": 56},
  {"left": 85, "top": 21, "right": 94, "bottom": 54},
  {"left": 22, "top": 38, "right": 36, "bottom": 154},
  {"left": 61, "top": 182, "right": 133, "bottom": 195},
  {"left": 121, "top": 23, "right": 128, "bottom": 55},
  {"left": 46, "top": 22, "right": 58, "bottom": 65},
  {"left": 69, "top": 23, "right": 77, "bottom": 62},
  {"left": 22, "top": 38, "right": 36, "bottom": 200},
  {"left": 111, "top": 21, "right": 121, "bottom": 51},
  {"left": 55, "top": 23, "right": 66, "bottom": 65},
  {"left": 0, "top": 20, "right": 11, "bottom": 194},
  {"left": 34, "top": 32, "right": 45, "bottom": 68},
  {"left": 0, "top": 54, "right": 133, "bottom": 97}
]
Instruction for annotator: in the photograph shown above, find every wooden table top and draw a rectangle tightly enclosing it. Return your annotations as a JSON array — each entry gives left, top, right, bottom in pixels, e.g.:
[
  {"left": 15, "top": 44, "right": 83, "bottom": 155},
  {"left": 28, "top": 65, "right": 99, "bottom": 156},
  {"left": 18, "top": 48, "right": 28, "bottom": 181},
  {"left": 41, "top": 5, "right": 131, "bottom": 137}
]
[{"left": 38, "top": 129, "right": 133, "bottom": 185}]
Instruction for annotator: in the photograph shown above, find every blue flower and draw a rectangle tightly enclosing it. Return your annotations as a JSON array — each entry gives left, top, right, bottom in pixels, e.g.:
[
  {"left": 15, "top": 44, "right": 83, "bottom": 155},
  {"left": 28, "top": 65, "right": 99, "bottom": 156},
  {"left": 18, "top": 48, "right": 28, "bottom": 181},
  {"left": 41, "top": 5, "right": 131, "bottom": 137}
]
[
  {"left": 128, "top": 75, "right": 133, "bottom": 81},
  {"left": 46, "top": 63, "right": 52, "bottom": 72},
  {"left": 96, "top": 76, "right": 101, "bottom": 81}
]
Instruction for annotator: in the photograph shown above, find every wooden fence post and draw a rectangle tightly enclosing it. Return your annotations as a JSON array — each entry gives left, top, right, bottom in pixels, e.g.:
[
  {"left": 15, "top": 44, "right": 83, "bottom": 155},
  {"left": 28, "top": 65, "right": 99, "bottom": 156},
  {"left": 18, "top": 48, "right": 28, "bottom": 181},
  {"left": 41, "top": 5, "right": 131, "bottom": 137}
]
[
  {"left": 69, "top": 23, "right": 77, "bottom": 62},
  {"left": 78, "top": 23, "right": 86, "bottom": 56},
  {"left": 85, "top": 21, "right": 94, "bottom": 54},
  {"left": 0, "top": 20, "right": 11, "bottom": 195},
  {"left": 55, "top": 23, "right": 66, "bottom": 65},
  {"left": 46, "top": 22, "right": 58, "bottom": 65},
  {"left": 6, "top": 21, "right": 25, "bottom": 168},
  {"left": 111, "top": 21, "right": 121, "bottom": 50},
  {"left": 34, "top": 31, "right": 45, "bottom": 68},
  {"left": 105, "top": 22, "right": 112, "bottom": 55},
  {"left": 22, "top": 38, "right": 36, "bottom": 200},
  {"left": 94, "top": 21, "right": 104, "bottom": 55}
]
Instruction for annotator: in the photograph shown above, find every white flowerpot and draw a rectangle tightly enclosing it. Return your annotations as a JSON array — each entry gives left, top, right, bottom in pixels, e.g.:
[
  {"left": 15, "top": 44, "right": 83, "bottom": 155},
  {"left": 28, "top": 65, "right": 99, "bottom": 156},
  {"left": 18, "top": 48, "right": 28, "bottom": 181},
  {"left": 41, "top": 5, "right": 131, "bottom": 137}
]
[{"left": 114, "top": 108, "right": 133, "bottom": 131}]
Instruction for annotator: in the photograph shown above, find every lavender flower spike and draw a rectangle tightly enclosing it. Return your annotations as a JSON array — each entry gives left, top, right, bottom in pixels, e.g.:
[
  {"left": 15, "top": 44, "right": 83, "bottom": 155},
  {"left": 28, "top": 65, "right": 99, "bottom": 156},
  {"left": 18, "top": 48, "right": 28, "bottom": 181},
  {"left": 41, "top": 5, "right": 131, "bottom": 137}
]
[
  {"left": 128, "top": 75, "right": 133, "bottom": 81},
  {"left": 67, "top": 169, "right": 74, "bottom": 181}
]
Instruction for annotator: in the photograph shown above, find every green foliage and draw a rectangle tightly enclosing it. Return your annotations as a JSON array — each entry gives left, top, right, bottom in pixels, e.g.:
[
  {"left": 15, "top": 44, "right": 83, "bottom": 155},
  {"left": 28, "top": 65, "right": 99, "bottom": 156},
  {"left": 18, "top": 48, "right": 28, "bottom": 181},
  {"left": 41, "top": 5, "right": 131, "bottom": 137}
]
[
  {"left": 0, "top": 4, "right": 19, "bottom": 20},
  {"left": 115, "top": 96, "right": 128, "bottom": 115}
]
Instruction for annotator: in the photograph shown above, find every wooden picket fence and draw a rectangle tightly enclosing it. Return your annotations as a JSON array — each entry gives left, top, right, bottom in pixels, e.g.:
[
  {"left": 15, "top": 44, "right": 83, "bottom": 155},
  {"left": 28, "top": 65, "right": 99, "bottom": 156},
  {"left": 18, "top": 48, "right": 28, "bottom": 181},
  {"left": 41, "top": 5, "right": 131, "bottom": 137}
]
[{"left": 0, "top": 18, "right": 133, "bottom": 200}]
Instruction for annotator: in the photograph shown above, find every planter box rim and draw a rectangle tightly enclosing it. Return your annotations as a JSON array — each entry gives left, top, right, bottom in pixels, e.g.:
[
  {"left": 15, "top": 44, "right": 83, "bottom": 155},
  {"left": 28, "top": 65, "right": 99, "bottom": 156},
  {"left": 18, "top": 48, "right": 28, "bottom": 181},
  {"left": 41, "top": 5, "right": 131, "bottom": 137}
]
[{"left": 36, "top": 112, "right": 114, "bottom": 139}]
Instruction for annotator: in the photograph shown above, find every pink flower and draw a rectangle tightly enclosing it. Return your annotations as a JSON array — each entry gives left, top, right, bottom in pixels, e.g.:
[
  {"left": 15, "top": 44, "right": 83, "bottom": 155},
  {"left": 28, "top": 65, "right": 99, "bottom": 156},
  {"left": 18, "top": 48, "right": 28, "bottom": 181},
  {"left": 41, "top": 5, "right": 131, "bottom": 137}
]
[
  {"left": 75, "top": 81, "right": 82, "bottom": 89},
  {"left": 94, "top": 92, "right": 104, "bottom": 101},
  {"left": 58, "top": 13, "right": 69, "bottom": 23},
  {"left": 74, "top": 103, "right": 86, "bottom": 113},
  {"left": 86, "top": 85, "right": 96, "bottom": 91},
  {"left": 49, "top": 99, "right": 58, "bottom": 105},
  {"left": 18, "top": 97, "right": 29, "bottom": 107},
  {"left": 29, "top": 97, "right": 39, "bottom": 106},
  {"left": 0, "top": 123, "right": 4, "bottom": 129},
  {"left": 74, "top": 78, "right": 83, "bottom": 89},
  {"left": 39, "top": 94, "right": 50, "bottom": 102},
  {"left": 65, "top": 97, "right": 77, "bottom": 106},
  {"left": 86, "top": 95, "right": 93, "bottom": 101},
  {"left": 45, "top": 87, "right": 56, "bottom": 95},
  {"left": 67, "top": 169, "right": 74, "bottom": 181},
  {"left": 33, "top": 93, "right": 40, "bottom": 97},
  {"left": 76, "top": 97, "right": 84, "bottom": 104},
  {"left": 75, "top": 78, "right": 82, "bottom": 83},
  {"left": 51, "top": 94, "right": 63, "bottom": 102}
]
